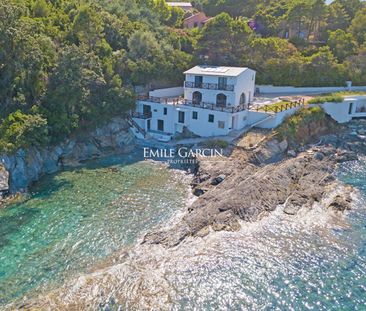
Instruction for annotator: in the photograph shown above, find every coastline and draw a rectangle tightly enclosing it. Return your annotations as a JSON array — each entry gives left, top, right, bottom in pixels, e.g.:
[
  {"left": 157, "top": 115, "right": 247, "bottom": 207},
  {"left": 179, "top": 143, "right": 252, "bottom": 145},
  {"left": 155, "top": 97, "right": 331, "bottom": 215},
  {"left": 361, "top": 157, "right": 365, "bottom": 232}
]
[{"left": 7, "top": 119, "right": 366, "bottom": 310}]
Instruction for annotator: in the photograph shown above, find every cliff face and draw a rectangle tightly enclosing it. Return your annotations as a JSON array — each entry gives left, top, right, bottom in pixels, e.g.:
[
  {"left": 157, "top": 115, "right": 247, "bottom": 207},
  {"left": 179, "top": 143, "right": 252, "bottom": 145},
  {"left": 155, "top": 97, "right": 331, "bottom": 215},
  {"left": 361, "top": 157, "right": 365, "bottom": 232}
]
[{"left": 0, "top": 117, "right": 134, "bottom": 193}]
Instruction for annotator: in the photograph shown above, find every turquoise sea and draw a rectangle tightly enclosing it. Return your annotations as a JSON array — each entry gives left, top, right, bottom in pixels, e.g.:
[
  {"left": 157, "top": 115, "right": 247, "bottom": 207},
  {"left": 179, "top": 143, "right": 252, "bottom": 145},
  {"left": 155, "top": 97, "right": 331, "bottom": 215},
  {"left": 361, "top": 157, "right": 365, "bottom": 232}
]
[
  {"left": 0, "top": 155, "right": 365, "bottom": 309},
  {"left": 0, "top": 154, "right": 191, "bottom": 306}
]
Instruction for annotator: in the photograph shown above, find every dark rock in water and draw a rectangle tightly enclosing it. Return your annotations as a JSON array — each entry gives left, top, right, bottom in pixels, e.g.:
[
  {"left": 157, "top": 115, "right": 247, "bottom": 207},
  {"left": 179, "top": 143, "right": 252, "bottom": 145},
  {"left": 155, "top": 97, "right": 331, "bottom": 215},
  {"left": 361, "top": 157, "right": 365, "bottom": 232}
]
[
  {"left": 314, "top": 152, "right": 325, "bottom": 161},
  {"left": 193, "top": 188, "right": 205, "bottom": 196},
  {"left": 328, "top": 194, "right": 352, "bottom": 212},
  {"left": 211, "top": 174, "right": 226, "bottom": 185},
  {"left": 335, "top": 150, "right": 358, "bottom": 163},
  {"left": 144, "top": 152, "right": 338, "bottom": 248}
]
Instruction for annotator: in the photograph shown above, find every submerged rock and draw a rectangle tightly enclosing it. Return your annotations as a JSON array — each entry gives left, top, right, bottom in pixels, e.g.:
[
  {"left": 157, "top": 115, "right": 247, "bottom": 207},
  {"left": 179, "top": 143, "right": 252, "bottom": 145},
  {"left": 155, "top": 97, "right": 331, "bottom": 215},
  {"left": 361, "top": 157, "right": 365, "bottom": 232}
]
[
  {"left": 210, "top": 174, "right": 226, "bottom": 185},
  {"left": 328, "top": 194, "right": 352, "bottom": 212}
]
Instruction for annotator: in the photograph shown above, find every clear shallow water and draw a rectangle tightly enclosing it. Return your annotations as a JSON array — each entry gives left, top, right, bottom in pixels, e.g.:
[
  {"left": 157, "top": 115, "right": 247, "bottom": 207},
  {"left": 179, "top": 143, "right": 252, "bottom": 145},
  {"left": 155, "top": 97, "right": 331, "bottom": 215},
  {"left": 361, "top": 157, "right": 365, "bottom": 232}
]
[
  {"left": 24, "top": 160, "right": 366, "bottom": 310},
  {"left": 2, "top": 157, "right": 366, "bottom": 310},
  {"left": 0, "top": 154, "right": 191, "bottom": 306}
]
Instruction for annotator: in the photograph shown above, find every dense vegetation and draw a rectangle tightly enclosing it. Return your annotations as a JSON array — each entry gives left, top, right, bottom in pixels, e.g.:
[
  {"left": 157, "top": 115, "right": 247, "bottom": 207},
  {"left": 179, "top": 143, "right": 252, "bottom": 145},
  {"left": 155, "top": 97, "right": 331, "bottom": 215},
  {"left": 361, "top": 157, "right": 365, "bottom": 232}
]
[
  {"left": 276, "top": 106, "right": 331, "bottom": 145},
  {"left": 0, "top": 0, "right": 365, "bottom": 151}
]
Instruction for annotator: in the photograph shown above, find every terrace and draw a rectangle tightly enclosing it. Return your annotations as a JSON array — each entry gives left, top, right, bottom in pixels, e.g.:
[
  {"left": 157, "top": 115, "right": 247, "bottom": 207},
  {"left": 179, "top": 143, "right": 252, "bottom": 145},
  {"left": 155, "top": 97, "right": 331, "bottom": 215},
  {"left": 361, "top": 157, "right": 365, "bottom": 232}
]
[
  {"left": 250, "top": 97, "right": 305, "bottom": 113},
  {"left": 184, "top": 81, "right": 235, "bottom": 91},
  {"left": 137, "top": 95, "right": 247, "bottom": 113}
]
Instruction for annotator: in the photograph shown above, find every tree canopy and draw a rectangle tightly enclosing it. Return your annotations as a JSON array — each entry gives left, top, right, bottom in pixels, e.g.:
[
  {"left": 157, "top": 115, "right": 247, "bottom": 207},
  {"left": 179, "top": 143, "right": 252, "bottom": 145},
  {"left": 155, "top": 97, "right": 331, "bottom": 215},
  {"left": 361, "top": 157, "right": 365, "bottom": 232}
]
[{"left": 0, "top": 0, "right": 365, "bottom": 152}]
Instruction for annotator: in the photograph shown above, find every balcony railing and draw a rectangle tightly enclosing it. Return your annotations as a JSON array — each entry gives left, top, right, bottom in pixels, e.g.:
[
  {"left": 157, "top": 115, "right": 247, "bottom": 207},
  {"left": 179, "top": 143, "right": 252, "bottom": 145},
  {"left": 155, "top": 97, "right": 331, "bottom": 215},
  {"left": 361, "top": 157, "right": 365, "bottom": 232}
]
[
  {"left": 184, "top": 81, "right": 234, "bottom": 91},
  {"left": 137, "top": 94, "right": 182, "bottom": 105},
  {"left": 182, "top": 100, "right": 247, "bottom": 113},
  {"left": 131, "top": 111, "right": 152, "bottom": 119},
  {"left": 137, "top": 95, "right": 247, "bottom": 112}
]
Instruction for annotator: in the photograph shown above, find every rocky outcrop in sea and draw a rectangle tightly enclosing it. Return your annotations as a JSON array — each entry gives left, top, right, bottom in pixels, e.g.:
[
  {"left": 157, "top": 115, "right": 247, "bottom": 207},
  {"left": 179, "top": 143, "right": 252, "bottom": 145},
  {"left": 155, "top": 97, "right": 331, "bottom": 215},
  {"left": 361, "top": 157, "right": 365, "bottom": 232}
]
[
  {"left": 143, "top": 121, "right": 365, "bottom": 247},
  {"left": 0, "top": 117, "right": 135, "bottom": 194}
]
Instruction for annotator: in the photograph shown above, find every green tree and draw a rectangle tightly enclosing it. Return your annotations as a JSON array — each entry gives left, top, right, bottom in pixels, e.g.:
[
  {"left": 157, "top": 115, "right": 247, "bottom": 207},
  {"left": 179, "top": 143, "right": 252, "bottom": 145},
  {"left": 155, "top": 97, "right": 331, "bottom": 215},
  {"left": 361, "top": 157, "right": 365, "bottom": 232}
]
[
  {"left": 71, "top": 5, "right": 103, "bottom": 49},
  {"left": 326, "top": 2, "right": 351, "bottom": 32},
  {"left": 328, "top": 29, "right": 357, "bottom": 61},
  {"left": 349, "top": 8, "right": 366, "bottom": 45},
  {"left": 32, "top": 0, "right": 51, "bottom": 18},
  {"left": 345, "top": 47, "right": 366, "bottom": 85},
  {"left": 196, "top": 13, "right": 251, "bottom": 65},
  {"left": 0, "top": 110, "right": 49, "bottom": 151},
  {"left": 128, "top": 30, "right": 160, "bottom": 60}
]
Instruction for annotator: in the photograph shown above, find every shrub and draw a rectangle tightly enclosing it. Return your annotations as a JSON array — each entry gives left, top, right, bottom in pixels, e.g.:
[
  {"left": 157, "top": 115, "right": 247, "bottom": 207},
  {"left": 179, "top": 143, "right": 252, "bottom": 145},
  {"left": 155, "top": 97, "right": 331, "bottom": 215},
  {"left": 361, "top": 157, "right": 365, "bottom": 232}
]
[
  {"left": 308, "top": 95, "right": 344, "bottom": 104},
  {"left": 0, "top": 110, "right": 49, "bottom": 153},
  {"left": 201, "top": 139, "right": 229, "bottom": 149},
  {"left": 276, "top": 106, "right": 327, "bottom": 143}
]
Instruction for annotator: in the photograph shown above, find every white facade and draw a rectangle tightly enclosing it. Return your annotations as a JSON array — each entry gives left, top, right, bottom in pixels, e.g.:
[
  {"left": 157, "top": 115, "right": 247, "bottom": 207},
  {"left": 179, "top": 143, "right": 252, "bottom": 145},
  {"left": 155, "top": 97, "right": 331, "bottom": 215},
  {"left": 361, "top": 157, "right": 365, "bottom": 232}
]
[
  {"left": 132, "top": 65, "right": 257, "bottom": 138},
  {"left": 310, "top": 96, "right": 366, "bottom": 123}
]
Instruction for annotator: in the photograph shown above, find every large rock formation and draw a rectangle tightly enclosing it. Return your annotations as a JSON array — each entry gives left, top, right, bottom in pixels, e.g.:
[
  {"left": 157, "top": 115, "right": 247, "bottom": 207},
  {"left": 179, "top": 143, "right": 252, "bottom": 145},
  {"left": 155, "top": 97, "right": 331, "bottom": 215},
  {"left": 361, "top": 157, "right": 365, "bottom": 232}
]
[
  {"left": 143, "top": 140, "right": 357, "bottom": 248},
  {"left": 1, "top": 117, "right": 135, "bottom": 193}
]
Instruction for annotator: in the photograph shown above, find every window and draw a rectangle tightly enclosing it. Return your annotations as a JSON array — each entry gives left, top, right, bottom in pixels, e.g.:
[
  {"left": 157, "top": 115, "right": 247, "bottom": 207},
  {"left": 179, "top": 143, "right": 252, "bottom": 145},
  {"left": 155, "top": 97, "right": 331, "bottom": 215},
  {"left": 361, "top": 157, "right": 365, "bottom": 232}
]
[
  {"left": 178, "top": 111, "right": 185, "bottom": 123},
  {"left": 143, "top": 104, "right": 151, "bottom": 115},
  {"left": 192, "top": 111, "right": 198, "bottom": 119},
  {"left": 194, "top": 75, "right": 203, "bottom": 87},
  {"left": 192, "top": 91, "right": 202, "bottom": 104},
  {"left": 164, "top": 107, "right": 167, "bottom": 115},
  {"left": 157, "top": 119, "right": 164, "bottom": 131},
  {"left": 218, "top": 77, "right": 227, "bottom": 90},
  {"left": 218, "top": 121, "right": 225, "bottom": 129},
  {"left": 240, "top": 93, "right": 246, "bottom": 105},
  {"left": 216, "top": 93, "right": 227, "bottom": 107},
  {"left": 208, "top": 114, "right": 214, "bottom": 123},
  {"left": 349, "top": 102, "right": 353, "bottom": 114}
]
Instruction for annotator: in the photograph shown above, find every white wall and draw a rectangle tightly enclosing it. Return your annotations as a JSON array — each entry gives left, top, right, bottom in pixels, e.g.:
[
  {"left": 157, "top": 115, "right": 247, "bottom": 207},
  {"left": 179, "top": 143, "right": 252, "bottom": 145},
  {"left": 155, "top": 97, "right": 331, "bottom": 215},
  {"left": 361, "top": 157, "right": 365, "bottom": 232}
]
[
  {"left": 135, "top": 100, "right": 239, "bottom": 137},
  {"left": 260, "top": 106, "right": 301, "bottom": 128},
  {"left": 184, "top": 69, "right": 256, "bottom": 107},
  {"left": 319, "top": 102, "right": 352, "bottom": 123},
  {"left": 256, "top": 85, "right": 366, "bottom": 94},
  {"left": 235, "top": 69, "right": 256, "bottom": 104},
  {"left": 184, "top": 88, "right": 236, "bottom": 106},
  {"left": 149, "top": 87, "right": 183, "bottom": 98},
  {"left": 180, "top": 107, "right": 233, "bottom": 137},
  {"left": 135, "top": 101, "right": 177, "bottom": 134}
]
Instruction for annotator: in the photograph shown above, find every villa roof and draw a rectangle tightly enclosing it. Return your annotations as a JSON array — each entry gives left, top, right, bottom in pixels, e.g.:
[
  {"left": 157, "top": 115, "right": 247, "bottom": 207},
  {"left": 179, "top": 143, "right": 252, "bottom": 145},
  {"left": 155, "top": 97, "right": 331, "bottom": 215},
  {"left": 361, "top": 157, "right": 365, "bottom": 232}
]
[
  {"left": 184, "top": 66, "right": 250, "bottom": 77},
  {"left": 166, "top": 2, "right": 192, "bottom": 7}
]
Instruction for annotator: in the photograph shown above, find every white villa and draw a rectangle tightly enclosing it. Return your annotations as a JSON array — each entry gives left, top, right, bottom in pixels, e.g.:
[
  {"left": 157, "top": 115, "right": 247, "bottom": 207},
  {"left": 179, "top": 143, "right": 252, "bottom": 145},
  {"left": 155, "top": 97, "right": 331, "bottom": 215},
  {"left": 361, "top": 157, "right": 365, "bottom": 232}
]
[
  {"left": 129, "top": 65, "right": 366, "bottom": 141},
  {"left": 131, "top": 65, "right": 257, "bottom": 139}
]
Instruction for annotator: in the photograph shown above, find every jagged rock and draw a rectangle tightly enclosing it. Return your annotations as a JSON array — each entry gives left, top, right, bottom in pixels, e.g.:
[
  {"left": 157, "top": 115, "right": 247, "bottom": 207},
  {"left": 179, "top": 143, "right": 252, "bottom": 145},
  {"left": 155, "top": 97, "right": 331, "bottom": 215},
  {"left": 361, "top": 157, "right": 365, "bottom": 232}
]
[
  {"left": 212, "top": 210, "right": 241, "bottom": 232},
  {"left": 287, "top": 150, "right": 297, "bottom": 157},
  {"left": 335, "top": 150, "right": 358, "bottom": 163},
  {"left": 314, "top": 152, "right": 325, "bottom": 161},
  {"left": 210, "top": 174, "right": 226, "bottom": 185},
  {"left": 283, "top": 204, "right": 301, "bottom": 215},
  {"left": 0, "top": 117, "right": 135, "bottom": 193},
  {"left": 328, "top": 194, "right": 352, "bottom": 212},
  {"left": 279, "top": 140, "right": 288, "bottom": 152},
  {"left": 193, "top": 188, "right": 205, "bottom": 196},
  {"left": 144, "top": 153, "right": 338, "bottom": 247},
  {"left": 0, "top": 164, "right": 9, "bottom": 197}
]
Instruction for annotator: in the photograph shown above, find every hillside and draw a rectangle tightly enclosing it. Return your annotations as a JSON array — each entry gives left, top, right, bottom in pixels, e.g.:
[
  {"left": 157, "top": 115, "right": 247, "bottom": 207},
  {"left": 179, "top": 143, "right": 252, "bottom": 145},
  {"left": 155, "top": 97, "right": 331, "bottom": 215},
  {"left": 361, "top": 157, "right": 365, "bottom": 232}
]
[{"left": 0, "top": 0, "right": 365, "bottom": 151}]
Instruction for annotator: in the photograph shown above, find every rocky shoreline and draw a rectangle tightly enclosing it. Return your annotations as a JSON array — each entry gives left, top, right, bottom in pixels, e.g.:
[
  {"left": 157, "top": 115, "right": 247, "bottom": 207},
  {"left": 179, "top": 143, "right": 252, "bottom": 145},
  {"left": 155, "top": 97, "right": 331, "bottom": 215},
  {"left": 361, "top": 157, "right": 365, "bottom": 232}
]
[
  {"left": 6, "top": 119, "right": 366, "bottom": 310},
  {"left": 143, "top": 120, "right": 365, "bottom": 248},
  {"left": 0, "top": 117, "right": 135, "bottom": 197}
]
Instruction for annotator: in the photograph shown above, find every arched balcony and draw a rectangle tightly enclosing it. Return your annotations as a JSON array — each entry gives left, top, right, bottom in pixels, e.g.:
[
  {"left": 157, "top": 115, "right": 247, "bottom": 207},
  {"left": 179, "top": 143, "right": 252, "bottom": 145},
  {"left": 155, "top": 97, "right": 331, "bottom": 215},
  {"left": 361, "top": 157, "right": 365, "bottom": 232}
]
[
  {"left": 216, "top": 93, "right": 227, "bottom": 107},
  {"left": 192, "top": 91, "right": 202, "bottom": 104}
]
